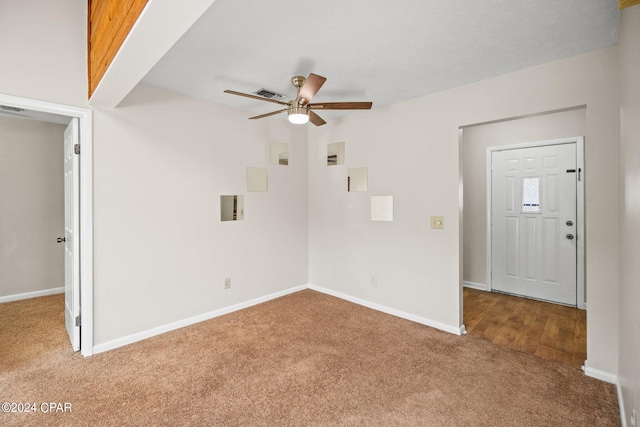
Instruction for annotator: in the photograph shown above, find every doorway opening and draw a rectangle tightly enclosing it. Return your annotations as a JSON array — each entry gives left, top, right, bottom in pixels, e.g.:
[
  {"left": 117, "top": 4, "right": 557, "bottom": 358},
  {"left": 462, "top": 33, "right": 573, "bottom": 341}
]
[
  {"left": 459, "top": 107, "right": 586, "bottom": 367},
  {"left": 0, "top": 94, "right": 93, "bottom": 356},
  {"left": 487, "top": 138, "right": 585, "bottom": 307}
]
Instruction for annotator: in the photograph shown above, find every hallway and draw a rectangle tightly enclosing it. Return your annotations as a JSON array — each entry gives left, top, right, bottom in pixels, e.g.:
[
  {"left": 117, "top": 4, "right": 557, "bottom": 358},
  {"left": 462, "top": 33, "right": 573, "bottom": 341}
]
[{"left": 464, "top": 287, "right": 586, "bottom": 368}]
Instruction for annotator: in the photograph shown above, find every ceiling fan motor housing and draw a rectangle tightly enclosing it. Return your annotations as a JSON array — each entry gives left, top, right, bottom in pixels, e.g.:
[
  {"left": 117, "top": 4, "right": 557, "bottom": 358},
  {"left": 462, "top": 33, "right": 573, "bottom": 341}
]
[{"left": 291, "top": 76, "right": 306, "bottom": 88}]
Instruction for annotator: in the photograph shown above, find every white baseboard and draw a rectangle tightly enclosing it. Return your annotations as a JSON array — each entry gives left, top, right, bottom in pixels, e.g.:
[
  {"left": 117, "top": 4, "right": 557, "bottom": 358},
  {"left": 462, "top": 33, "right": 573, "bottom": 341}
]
[
  {"left": 93, "top": 284, "right": 308, "bottom": 354},
  {"left": 581, "top": 363, "right": 626, "bottom": 425},
  {"left": 94, "top": 284, "right": 465, "bottom": 354},
  {"left": 582, "top": 362, "right": 618, "bottom": 384},
  {"left": 0, "top": 287, "right": 64, "bottom": 303},
  {"left": 309, "top": 284, "right": 464, "bottom": 336},
  {"left": 617, "top": 381, "right": 628, "bottom": 427},
  {"left": 463, "top": 281, "right": 488, "bottom": 291}
]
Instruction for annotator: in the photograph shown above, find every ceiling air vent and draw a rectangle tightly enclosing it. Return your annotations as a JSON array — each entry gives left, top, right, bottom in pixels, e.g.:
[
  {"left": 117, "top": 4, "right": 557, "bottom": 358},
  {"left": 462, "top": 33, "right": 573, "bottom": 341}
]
[
  {"left": 253, "top": 88, "right": 286, "bottom": 99},
  {"left": 1, "top": 105, "right": 25, "bottom": 113}
]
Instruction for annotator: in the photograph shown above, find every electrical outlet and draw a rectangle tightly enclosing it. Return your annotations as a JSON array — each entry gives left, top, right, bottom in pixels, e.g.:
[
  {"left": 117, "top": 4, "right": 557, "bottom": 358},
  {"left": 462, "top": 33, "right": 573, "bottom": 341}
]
[
  {"left": 371, "top": 274, "right": 378, "bottom": 286},
  {"left": 224, "top": 278, "right": 231, "bottom": 289}
]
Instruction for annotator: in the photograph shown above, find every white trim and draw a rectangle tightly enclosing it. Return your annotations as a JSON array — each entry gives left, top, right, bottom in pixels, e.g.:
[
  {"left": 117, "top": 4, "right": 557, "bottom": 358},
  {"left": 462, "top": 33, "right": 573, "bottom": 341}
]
[
  {"left": 93, "top": 285, "right": 308, "bottom": 354},
  {"left": 485, "top": 147, "right": 493, "bottom": 291},
  {"left": 0, "top": 287, "right": 64, "bottom": 303},
  {"left": 583, "top": 362, "right": 627, "bottom": 426},
  {"left": 617, "top": 381, "right": 628, "bottom": 427},
  {"left": 463, "top": 281, "right": 488, "bottom": 291},
  {"left": 78, "top": 106, "right": 94, "bottom": 357},
  {"left": 0, "top": 94, "right": 94, "bottom": 357},
  {"left": 583, "top": 364, "right": 625, "bottom": 426},
  {"left": 575, "top": 139, "right": 585, "bottom": 309},
  {"left": 582, "top": 363, "right": 618, "bottom": 384},
  {"left": 0, "top": 94, "right": 91, "bottom": 119},
  {"left": 309, "top": 284, "right": 464, "bottom": 336},
  {"left": 94, "top": 284, "right": 466, "bottom": 354},
  {"left": 458, "top": 128, "right": 465, "bottom": 327},
  {"left": 485, "top": 137, "right": 585, "bottom": 309}
]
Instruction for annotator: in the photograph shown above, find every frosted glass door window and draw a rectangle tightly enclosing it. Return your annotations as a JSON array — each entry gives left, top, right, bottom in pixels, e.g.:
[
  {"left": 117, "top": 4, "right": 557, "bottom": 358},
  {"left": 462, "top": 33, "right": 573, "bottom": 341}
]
[{"left": 522, "top": 177, "right": 540, "bottom": 212}]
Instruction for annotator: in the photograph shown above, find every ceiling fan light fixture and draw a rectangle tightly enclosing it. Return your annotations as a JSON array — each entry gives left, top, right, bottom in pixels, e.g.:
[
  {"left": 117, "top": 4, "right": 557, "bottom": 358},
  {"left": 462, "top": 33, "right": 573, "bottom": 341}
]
[{"left": 288, "top": 105, "right": 309, "bottom": 124}]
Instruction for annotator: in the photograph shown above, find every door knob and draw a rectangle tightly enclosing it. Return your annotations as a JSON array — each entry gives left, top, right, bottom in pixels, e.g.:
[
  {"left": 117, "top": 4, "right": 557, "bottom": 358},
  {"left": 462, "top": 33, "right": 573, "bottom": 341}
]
[
  {"left": 566, "top": 220, "right": 573, "bottom": 226},
  {"left": 57, "top": 237, "right": 66, "bottom": 243},
  {"left": 566, "top": 234, "right": 574, "bottom": 240}
]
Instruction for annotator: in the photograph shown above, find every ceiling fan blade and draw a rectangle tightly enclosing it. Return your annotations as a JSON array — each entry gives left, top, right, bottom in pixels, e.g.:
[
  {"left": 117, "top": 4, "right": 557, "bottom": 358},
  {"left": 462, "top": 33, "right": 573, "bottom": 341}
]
[
  {"left": 296, "top": 73, "right": 327, "bottom": 105},
  {"left": 309, "top": 101, "right": 372, "bottom": 110},
  {"left": 224, "top": 90, "right": 289, "bottom": 106},
  {"left": 308, "top": 110, "right": 327, "bottom": 126},
  {"left": 248, "top": 109, "right": 288, "bottom": 120}
]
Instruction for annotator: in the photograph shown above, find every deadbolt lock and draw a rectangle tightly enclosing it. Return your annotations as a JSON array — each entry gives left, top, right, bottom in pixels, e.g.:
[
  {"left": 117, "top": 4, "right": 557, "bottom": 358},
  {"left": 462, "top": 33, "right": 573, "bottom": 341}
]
[{"left": 566, "top": 220, "right": 573, "bottom": 226}]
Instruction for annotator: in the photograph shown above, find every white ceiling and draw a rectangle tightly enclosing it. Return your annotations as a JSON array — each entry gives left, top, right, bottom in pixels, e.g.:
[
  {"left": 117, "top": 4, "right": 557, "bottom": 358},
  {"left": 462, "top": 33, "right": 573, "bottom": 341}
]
[{"left": 142, "top": 0, "right": 620, "bottom": 122}]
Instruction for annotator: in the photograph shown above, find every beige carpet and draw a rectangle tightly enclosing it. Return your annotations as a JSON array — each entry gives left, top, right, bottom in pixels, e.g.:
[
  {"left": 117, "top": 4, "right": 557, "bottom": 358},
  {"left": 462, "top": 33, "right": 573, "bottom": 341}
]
[{"left": 0, "top": 290, "right": 619, "bottom": 426}]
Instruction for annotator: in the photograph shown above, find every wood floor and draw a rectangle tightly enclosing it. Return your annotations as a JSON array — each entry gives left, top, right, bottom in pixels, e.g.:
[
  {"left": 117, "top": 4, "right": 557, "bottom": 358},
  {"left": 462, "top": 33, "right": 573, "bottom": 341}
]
[{"left": 463, "top": 287, "right": 586, "bottom": 368}]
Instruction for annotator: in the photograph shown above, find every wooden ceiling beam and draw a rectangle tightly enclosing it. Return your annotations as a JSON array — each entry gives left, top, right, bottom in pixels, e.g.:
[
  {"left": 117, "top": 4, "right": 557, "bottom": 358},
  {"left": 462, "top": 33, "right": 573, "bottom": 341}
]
[
  {"left": 88, "top": 0, "right": 216, "bottom": 107},
  {"left": 619, "top": 0, "right": 640, "bottom": 9},
  {"left": 88, "top": 0, "right": 149, "bottom": 99}
]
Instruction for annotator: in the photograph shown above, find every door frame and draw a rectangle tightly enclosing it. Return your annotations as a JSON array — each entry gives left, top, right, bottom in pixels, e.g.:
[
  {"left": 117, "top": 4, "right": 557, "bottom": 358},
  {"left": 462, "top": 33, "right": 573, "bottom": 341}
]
[
  {"left": 0, "top": 93, "right": 94, "bottom": 356},
  {"left": 485, "top": 137, "right": 585, "bottom": 309}
]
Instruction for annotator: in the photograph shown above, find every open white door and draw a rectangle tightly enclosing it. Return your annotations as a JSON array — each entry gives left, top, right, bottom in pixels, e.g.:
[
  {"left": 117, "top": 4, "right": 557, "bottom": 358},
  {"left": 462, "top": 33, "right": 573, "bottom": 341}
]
[
  {"left": 491, "top": 142, "right": 577, "bottom": 306},
  {"left": 64, "top": 118, "right": 80, "bottom": 351}
]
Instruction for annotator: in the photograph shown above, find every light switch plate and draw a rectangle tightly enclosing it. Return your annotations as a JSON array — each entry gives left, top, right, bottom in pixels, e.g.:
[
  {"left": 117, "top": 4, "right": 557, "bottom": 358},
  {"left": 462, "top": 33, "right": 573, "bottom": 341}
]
[{"left": 430, "top": 216, "right": 444, "bottom": 229}]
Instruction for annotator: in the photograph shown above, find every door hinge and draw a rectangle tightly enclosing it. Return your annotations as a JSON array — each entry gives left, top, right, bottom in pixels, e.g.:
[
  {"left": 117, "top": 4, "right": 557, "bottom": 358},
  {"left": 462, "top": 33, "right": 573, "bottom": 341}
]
[
  {"left": 75, "top": 315, "right": 81, "bottom": 327},
  {"left": 74, "top": 144, "right": 80, "bottom": 155}
]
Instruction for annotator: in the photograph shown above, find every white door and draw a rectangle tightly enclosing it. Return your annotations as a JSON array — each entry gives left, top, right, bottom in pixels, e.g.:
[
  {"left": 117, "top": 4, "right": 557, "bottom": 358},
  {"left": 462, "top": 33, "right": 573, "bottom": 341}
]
[
  {"left": 64, "top": 118, "right": 80, "bottom": 351},
  {"left": 491, "top": 143, "right": 577, "bottom": 305}
]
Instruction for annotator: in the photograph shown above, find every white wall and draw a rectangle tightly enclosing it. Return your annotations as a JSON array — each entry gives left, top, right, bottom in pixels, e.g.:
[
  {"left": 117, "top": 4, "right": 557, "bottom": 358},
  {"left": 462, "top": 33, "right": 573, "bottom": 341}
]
[
  {"left": 618, "top": 5, "right": 640, "bottom": 424},
  {"left": 91, "top": 84, "right": 308, "bottom": 345},
  {"left": 0, "top": 116, "right": 65, "bottom": 297},
  {"left": 0, "top": 0, "right": 87, "bottom": 107},
  {"left": 308, "top": 46, "right": 620, "bottom": 376},
  {"left": 462, "top": 108, "right": 586, "bottom": 286}
]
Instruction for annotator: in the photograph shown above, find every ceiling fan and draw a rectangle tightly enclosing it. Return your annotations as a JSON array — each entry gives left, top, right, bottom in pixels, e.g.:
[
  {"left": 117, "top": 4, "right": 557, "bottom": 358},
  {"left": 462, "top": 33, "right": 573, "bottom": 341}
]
[{"left": 224, "top": 73, "right": 372, "bottom": 126}]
